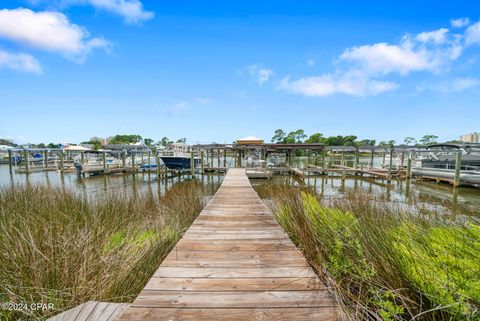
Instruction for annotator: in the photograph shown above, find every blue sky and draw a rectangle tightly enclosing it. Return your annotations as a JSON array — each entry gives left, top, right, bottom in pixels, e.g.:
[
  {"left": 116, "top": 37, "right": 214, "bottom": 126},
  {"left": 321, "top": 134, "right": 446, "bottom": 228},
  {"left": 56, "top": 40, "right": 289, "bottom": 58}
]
[{"left": 1, "top": 1, "right": 479, "bottom": 145}]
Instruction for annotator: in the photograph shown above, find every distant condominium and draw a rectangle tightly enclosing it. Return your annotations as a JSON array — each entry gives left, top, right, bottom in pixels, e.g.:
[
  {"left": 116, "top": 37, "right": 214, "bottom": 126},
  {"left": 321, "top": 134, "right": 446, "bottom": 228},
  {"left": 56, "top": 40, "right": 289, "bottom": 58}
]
[{"left": 460, "top": 132, "right": 480, "bottom": 143}]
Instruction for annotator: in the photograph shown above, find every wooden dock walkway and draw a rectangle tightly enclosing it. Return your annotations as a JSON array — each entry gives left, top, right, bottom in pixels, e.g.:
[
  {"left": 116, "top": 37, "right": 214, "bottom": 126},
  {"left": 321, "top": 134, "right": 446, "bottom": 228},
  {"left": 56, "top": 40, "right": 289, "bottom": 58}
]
[{"left": 117, "top": 168, "right": 340, "bottom": 321}]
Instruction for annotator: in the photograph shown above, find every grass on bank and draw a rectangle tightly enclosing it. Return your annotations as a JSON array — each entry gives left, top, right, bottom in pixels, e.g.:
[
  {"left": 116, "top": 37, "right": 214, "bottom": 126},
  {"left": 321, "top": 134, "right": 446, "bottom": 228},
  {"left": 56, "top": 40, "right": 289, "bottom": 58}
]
[
  {"left": 0, "top": 181, "right": 214, "bottom": 321},
  {"left": 260, "top": 185, "right": 480, "bottom": 321}
]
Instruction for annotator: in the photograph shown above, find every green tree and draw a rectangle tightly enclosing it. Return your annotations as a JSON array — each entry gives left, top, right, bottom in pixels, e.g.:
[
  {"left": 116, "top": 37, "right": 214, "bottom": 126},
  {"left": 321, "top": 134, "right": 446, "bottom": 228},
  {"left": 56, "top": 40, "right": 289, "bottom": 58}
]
[
  {"left": 285, "top": 129, "right": 307, "bottom": 143},
  {"left": 357, "top": 139, "right": 376, "bottom": 146},
  {"left": 176, "top": 138, "right": 187, "bottom": 144},
  {"left": 160, "top": 137, "right": 172, "bottom": 147},
  {"left": 109, "top": 134, "right": 142, "bottom": 145},
  {"left": 342, "top": 135, "right": 358, "bottom": 146},
  {"left": 419, "top": 135, "right": 438, "bottom": 145},
  {"left": 404, "top": 137, "right": 416, "bottom": 146},
  {"left": 47, "top": 143, "right": 58, "bottom": 148},
  {"left": 271, "top": 129, "right": 286, "bottom": 143},
  {"left": 144, "top": 138, "right": 154, "bottom": 146},
  {"left": 305, "top": 133, "right": 325, "bottom": 144}
]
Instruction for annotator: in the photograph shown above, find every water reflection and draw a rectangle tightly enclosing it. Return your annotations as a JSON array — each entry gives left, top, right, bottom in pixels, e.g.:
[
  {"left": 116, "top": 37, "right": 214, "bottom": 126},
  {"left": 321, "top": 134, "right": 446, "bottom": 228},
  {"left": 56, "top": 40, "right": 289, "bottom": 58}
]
[
  {"left": 0, "top": 165, "right": 224, "bottom": 200},
  {"left": 251, "top": 174, "right": 480, "bottom": 221}
]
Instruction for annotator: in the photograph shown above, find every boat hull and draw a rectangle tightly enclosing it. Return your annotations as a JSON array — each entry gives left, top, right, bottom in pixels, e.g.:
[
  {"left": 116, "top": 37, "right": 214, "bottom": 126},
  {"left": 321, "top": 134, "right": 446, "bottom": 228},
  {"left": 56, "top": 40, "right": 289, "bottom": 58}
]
[
  {"left": 160, "top": 156, "right": 200, "bottom": 170},
  {"left": 412, "top": 167, "right": 480, "bottom": 184}
]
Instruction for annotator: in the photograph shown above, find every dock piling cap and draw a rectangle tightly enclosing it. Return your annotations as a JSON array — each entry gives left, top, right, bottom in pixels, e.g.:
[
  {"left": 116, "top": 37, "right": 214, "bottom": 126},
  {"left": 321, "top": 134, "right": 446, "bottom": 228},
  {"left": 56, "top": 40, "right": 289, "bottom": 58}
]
[{"left": 236, "top": 136, "right": 264, "bottom": 145}]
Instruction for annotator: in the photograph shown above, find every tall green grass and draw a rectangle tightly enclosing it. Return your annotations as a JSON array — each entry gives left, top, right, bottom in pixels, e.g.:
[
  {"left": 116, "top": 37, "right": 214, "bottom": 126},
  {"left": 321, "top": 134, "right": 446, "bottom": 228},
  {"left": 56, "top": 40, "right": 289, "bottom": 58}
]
[
  {"left": 261, "top": 186, "right": 480, "bottom": 321},
  {"left": 0, "top": 181, "right": 215, "bottom": 321}
]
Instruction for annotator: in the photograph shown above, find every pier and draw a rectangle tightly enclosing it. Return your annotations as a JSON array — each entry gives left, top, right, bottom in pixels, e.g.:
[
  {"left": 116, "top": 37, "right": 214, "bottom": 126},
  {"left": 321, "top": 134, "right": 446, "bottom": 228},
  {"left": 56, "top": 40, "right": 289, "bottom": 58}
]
[{"left": 115, "top": 168, "right": 340, "bottom": 320}]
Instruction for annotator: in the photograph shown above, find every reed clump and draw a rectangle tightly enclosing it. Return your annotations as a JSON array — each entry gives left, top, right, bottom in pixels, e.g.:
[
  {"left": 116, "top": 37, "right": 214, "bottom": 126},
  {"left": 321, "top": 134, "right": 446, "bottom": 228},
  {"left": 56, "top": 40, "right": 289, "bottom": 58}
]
[
  {"left": 0, "top": 181, "right": 212, "bottom": 321},
  {"left": 262, "top": 186, "right": 480, "bottom": 321}
]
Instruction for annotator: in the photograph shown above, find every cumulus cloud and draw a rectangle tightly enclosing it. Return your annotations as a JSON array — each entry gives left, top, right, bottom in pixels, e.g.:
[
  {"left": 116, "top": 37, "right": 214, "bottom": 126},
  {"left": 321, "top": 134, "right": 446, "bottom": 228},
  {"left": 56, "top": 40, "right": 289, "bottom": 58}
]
[
  {"left": 416, "top": 28, "right": 449, "bottom": 44},
  {"left": 465, "top": 21, "right": 480, "bottom": 46},
  {"left": 279, "top": 71, "right": 398, "bottom": 97},
  {"left": 0, "top": 49, "right": 42, "bottom": 74},
  {"left": 29, "top": 0, "right": 153, "bottom": 24},
  {"left": 0, "top": 8, "right": 110, "bottom": 62},
  {"left": 451, "top": 17, "right": 470, "bottom": 28},
  {"left": 247, "top": 65, "right": 274, "bottom": 86},
  {"left": 66, "top": 0, "right": 154, "bottom": 24},
  {"left": 279, "top": 23, "right": 472, "bottom": 97}
]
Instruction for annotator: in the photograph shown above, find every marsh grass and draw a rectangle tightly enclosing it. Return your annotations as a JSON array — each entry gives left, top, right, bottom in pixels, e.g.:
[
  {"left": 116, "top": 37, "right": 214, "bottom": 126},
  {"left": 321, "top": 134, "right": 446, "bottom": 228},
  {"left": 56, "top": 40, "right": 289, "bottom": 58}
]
[
  {"left": 0, "top": 180, "right": 214, "bottom": 321},
  {"left": 260, "top": 185, "right": 480, "bottom": 321}
]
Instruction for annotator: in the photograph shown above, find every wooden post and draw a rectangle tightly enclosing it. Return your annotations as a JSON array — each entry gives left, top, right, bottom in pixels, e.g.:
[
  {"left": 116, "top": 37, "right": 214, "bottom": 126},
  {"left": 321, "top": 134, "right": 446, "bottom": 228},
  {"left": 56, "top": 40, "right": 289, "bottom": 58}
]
[
  {"left": 201, "top": 151, "right": 205, "bottom": 174},
  {"left": 454, "top": 151, "right": 462, "bottom": 187},
  {"left": 8, "top": 149, "right": 12, "bottom": 173},
  {"left": 354, "top": 149, "right": 359, "bottom": 169},
  {"left": 387, "top": 148, "right": 393, "bottom": 182},
  {"left": 59, "top": 151, "right": 64, "bottom": 172},
  {"left": 382, "top": 150, "right": 386, "bottom": 166},
  {"left": 121, "top": 150, "right": 126, "bottom": 168},
  {"left": 322, "top": 149, "right": 326, "bottom": 169},
  {"left": 148, "top": 150, "right": 152, "bottom": 168},
  {"left": 102, "top": 152, "right": 107, "bottom": 174},
  {"left": 24, "top": 149, "right": 30, "bottom": 174},
  {"left": 210, "top": 149, "right": 214, "bottom": 167},
  {"left": 131, "top": 151, "right": 135, "bottom": 170},
  {"left": 223, "top": 148, "right": 227, "bottom": 168},
  {"left": 190, "top": 151, "right": 195, "bottom": 177},
  {"left": 341, "top": 152, "right": 345, "bottom": 166},
  {"left": 217, "top": 149, "right": 220, "bottom": 168},
  {"left": 370, "top": 149, "right": 374, "bottom": 169},
  {"left": 43, "top": 150, "right": 48, "bottom": 167},
  {"left": 206, "top": 149, "right": 209, "bottom": 167},
  {"left": 406, "top": 152, "right": 412, "bottom": 179},
  {"left": 80, "top": 151, "right": 85, "bottom": 166},
  {"left": 400, "top": 152, "right": 405, "bottom": 168}
]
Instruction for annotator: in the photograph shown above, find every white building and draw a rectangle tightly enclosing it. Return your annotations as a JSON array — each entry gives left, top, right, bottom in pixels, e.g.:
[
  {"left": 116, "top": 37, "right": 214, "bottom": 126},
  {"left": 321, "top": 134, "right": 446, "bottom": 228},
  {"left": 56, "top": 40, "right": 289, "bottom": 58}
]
[{"left": 460, "top": 132, "right": 480, "bottom": 143}]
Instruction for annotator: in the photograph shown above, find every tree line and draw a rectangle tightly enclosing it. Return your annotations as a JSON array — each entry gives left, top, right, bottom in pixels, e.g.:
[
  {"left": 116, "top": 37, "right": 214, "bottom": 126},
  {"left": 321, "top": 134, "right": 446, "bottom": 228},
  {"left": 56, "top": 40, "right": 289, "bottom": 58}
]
[{"left": 271, "top": 129, "right": 441, "bottom": 147}]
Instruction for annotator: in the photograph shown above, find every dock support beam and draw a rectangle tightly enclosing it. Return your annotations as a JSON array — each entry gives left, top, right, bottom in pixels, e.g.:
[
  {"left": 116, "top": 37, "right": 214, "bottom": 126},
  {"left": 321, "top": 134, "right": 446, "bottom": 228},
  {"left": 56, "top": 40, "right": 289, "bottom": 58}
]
[
  {"left": 406, "top": 153, "right": 412, "bottom": 179},
  {"left": 59, "top": 151, "right": 64, "bottom": 173},
  {"left": 103, "top": 152, "right": 107, "bottom": 174},
  {"left": 8, "top": 149, "right": 12, "bottom": 173},
  {"left": 224, "top": 148, "right": 227, "bottom": 168},
  {"left": 354, "top": 149, "right": 359, "bottom": 169},
  {"left": 201, "top": 151, "right": 204, "bottom": 174},
  {"left": 370, "top": 149, "right": 374, "bottom": 169},
  {"left": 387, "top": 148, "right": 393, "bottom": 182},
  {"left": 322, "top": 150, "right": 326, "bottom": 169},
  {"left": 454, "top": 151, "right": 462, "bottom": 187},
  {"left": 191, "top": 151, "right": 195, "bottom": 178},
  {"left": 24, "top": 149, "right": 30, "bottom": 174},
  {"left": 44, "top": 150, "right": 48, "bottom": 168}
]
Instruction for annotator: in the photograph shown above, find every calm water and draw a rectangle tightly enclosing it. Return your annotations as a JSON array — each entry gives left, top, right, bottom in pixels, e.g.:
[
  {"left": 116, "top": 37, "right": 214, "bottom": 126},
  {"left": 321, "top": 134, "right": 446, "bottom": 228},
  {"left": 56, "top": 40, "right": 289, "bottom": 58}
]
[
  {"left": 0, "top": 164, "right": 224, "bottom": 199},
  {"left": 1, "top": 155, "right": 479, "bottom": 222}
]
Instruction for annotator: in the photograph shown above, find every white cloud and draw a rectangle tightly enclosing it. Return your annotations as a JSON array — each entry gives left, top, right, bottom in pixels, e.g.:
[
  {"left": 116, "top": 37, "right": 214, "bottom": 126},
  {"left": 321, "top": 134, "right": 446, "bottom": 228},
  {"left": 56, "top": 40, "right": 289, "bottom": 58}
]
[
  {"left": 278, "top": 23, "right": 471, "bottom": 97},
  {"left": 70, "top": 0, "right": 154, "bottom": 24},
  {"left": 307, "top": 58, "right": 315, "bottom": 66},
  {"left": 416, "top": 28, "right": 449, "bottom": 44},
  {"left": 465, "top": 21, "right": 480, "bottom": 46},
  {"left": 0, "top": 8, "right": 110, "bottom": 62},
  {"left": 451, "top": 17, "right": 470, "bottom": 28},
  {"left": 279, "top": 71, "right": 398, "bottom": 97},
  {"left": 167, "top": 101, "right": 190, "bottom": 116},
  {"left": 0, "top": 49, "right": 42, "bottom": 74},
  {"left": 247, "top": 65, "right": 274, "bottom": 85},
  {"left": 194, "top": 98, "right": 212, "bottom": 105},
  {"left": 449, "top": 77, "right": 480, "bottom": 92},
  {"left": 29, "top": 0, "right": 153, "bottom": 24}
]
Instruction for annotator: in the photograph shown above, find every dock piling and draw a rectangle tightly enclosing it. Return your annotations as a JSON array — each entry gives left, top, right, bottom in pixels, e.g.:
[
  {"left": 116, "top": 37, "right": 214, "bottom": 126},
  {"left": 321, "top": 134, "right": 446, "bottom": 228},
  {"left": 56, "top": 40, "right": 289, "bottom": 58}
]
[
  {"left": 7, "top": 149, "right": 12, "bottom": 173},
  {"left": 454, "top": 151, "right": 462, "bottom": 187}
]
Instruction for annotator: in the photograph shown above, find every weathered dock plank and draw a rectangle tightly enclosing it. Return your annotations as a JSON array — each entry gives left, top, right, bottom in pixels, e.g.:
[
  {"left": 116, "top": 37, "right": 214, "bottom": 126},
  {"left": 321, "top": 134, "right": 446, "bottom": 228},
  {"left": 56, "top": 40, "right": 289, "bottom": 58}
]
[{"left": 117, "top": 168, "right": 340, "bottom": 320}]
